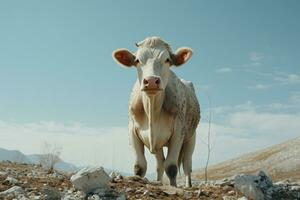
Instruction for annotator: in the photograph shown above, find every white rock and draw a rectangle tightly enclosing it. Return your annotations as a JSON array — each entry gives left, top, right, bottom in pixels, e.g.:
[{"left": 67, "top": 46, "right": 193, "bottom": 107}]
[
  {"left": 235, "top": 175, "right": 264, "bottom": 200},
  {"left": 5, "top": 176, "right": 19, "bottom": 185},
  {"left": 0, "top": 171, "right": 8, "bottom": 176},
  {"left": 70, "top": 166, "right": 110, "bottom": 194},
  {"left": 237, "top": 197, "right": 248, "bottom": 200},
  {"left": 109, "top": 171, "right": 120, "bottom": 179},
  {"left": 222, "top": 196, "right": 236, "bottom": 200},
  {"left": 88, "top": 194, "right": 101, "bottom": 200},
  {"left": 0, "top": 186, "right": 24, "bottom": 198},
  {"left": 291, "top": 185, "right": 300, "bottom": 190},
  {"left": 228, "top": 190, "right": 235, "bottom": 195}
]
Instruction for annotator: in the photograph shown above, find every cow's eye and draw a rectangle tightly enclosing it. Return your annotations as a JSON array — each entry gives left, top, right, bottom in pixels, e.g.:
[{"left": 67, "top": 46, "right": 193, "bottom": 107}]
[
  {"left": 135, "top": 59, "right": 140, "bottom": 64},
  {"left": 165, "top": 58, "right": 170, "bottom": 63}
]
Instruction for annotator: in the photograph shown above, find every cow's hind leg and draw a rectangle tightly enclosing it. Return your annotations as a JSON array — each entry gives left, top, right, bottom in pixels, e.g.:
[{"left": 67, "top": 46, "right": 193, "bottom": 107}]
[
  {"left": 155, "top": 149, "right": 165, "bottom": 181},
  {"left": 182, "top": 134, "right": 196, "bottom": 187},
  {"left": 131, "top": 130, "right": 147, "bottom": 177}
]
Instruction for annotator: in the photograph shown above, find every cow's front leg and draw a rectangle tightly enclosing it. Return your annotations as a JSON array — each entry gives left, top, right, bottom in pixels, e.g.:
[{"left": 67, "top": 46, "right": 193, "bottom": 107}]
[
  {"left": 155, "top": 149, "right": 165, "bottom": 181},
  {"left": 131, "top": 130, "right": 147, "bottom": 177},
  {"left": 164, "top": 129, "right": 184, "bottom": 187}
]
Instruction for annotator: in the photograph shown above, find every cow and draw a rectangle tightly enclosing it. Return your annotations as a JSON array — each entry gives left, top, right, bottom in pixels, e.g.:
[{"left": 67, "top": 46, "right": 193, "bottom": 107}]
[{"left": 112, "top": 37, "right": 200, "bottom": 187}]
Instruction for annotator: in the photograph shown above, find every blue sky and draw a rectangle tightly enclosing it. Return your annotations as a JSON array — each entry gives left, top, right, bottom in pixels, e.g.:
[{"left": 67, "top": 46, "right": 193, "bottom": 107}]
[{"left": 0, "top": 1, "right": 299, "bottom": 173}]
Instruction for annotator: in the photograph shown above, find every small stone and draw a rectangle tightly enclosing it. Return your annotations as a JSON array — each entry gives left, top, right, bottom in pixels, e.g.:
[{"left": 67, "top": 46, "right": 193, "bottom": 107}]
[
  {"left": 116, "top": 174, "right": 123, "bottom": 180},
  {"left": 43, "top": 186, "right": 61, "bottom": 200},
  {"left": 223, "top": 196, "right": 236, "bottom": 200},
  {"left": 237, "top": 197, "right": 248, "bottom": 200},
  {"left": 33, "top": 196, "right": 41, "bottom": 200},
  {"left": 0, "top": 171, "right": 8, "bottom": 176},
  {"left": 228, "top": 190, "right": 235, "bottom": 195},
  {"left": 223, "top": 185, "right": 232, "bottom": 192},
  {"left": 5, "top": 176, "right": 19, "bottom": 185},
  {"left": 87, "top": 194, "right": 100, "bottom": 200},
  {"left": 197, "top": 189, "right": 209, "bottom": 197},
  {"left": 183, "top": 191, "right": 193, "bottom": 199},
  {"left": 125, "top": 187, "right": 133, "bottom": 193},
  {"left": 143, "top": 190, "right": 149, "bottom": 196}
]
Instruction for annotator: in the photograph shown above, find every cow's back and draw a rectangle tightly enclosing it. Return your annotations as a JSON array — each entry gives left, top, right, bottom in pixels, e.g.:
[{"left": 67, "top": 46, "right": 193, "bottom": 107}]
[{"left": 181, "top": 79, "right": 200, "bottom": 142}]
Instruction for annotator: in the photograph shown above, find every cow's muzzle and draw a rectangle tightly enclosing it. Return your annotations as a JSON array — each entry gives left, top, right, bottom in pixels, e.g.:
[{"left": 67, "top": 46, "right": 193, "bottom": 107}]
[{"left": 142, "top": 76, "right": 162, "bottom": 94}]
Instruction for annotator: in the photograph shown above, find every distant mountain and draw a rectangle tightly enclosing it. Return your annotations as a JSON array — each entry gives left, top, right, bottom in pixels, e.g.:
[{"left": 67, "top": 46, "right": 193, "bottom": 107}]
[
  {"left": 27, "top": 154, "right": 78, "bottom": 173},
  {"left": 0, "top": 148, "right": 32, "bottom": 164},
  {"left": 0, "top": 147, "right": 78, "bottom": 173},
  {"left": 193, "top": 137, "right": 300, "bottom": 182}
]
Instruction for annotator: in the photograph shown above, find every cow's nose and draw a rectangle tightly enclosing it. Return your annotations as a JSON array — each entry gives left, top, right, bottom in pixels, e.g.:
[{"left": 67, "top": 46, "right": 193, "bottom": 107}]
[{"left": 143, "top": 76, "right": 161, "bottom": 89}]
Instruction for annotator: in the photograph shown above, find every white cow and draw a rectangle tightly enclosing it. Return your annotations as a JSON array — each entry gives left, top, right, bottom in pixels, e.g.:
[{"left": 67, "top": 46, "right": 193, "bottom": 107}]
[{"left": 112, "top": 37, "right": 200, "bottom": 187}]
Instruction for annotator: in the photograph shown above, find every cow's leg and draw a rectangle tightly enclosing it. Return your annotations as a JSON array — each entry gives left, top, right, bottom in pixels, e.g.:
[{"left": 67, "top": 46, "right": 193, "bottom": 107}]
[
  {"left": 182, "top": 134, "right": 196, "bottom": 187},
  {"left": 131, "top": 131, "right": 147, "bottom": 177},
  {"left": 155, "top": 149, "right": 165, "bottom": 181},
  {"left": 164, "top": 132, "right": 184, "bottom": 187}
]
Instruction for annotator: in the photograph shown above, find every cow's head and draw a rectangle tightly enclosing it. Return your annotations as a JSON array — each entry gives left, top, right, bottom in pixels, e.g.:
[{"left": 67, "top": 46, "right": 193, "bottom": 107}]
[{"left": 112, "top": 37, "right": 193, "bottom": 96}]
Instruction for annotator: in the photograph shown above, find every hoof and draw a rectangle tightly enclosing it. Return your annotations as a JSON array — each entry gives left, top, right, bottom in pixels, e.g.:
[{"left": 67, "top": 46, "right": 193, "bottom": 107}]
[{"left": 134, "top": 164, "right": 144, "bottom": 176}]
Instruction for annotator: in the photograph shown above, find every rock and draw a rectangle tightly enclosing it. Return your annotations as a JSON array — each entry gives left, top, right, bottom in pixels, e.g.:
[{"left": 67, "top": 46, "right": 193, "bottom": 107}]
[
  {"left": 127, "top": 175, "right": 149, "bottom": 184},
  {"left": 93, "top": 187, "right": 122, "bottom": 198},
  {"left": 0, "top": 171, "right": 8, "bottom": 177},
  {"left": 5, "top": 176, "right": 19, "bottom": 185},
  {"left": 197, "top": 189, "right": 209, "bottom": 197},
  {"left": 0, "top": 186, "right": 24, "bottom": 198},
  {"left": 43, "top": 186, "right": 61, "bottom": 200},
  {"left": 237, "top": 197, "right": 248, "bottom": 200},
  {"left": 109, "top": 171, "right": 120, "bottom": 179},
  {"left": 183, "top": 191, "right": 193, "bottom": 199},
  {"left": 110, "top": 171, "right": 123, "bottom": 183},
  {"left": 48, "top": 171, "right": 65, "bottom": 180},
  {"left": 216, "top": 176, "right": 236, "bottom": 187},
  {"left": 223, "top": 185, "right": 232, "bottom": 192},
  {"left": 275, "top": 179, "right": 290, "bottom": 186},
  {"left": 227, "top": 190, "right": 235, "bottom": 195},
  {"left": 291, "top": 185, "right": 300, "bottom": 190},
  {"left": 160, "top": 185, "right": 184, "bottom": 195},
  {"left": 88, "top": 194, "right": 101, "bottom": 200},
  {"left": 257, "top": 171, "right": 273, "bottom": 191},
  {"left": 63, "top": 191, "right": 86, "bottom": 200},
  {"left": 143, "top": 190, "right": 149, "bottom": 196},
  {"left": 222, "top": 196, "right": 236, "bottom": 200},
  {"left": 70, "top": 166, "right": 110, "bottom": 194},
  {"left": 235, "top": 171, "right": 272, "bottom": 200},
  {"left": 116, "top": 194, "right": 126, "bottom": 200},
  {"left": 17, "top": 194, "right": 30, "bottom": 200},
  {"left": 125, "top": 187, "right": 133, "bottom": 193}
]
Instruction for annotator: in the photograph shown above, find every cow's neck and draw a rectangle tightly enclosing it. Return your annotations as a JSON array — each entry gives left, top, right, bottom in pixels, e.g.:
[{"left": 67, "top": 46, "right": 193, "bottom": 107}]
[{"left": 142, "top": 91, "right": 165, "bottom": 153}]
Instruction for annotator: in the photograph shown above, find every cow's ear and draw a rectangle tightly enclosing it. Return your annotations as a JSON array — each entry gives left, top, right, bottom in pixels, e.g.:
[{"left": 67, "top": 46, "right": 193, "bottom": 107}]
[
  {"left": 112, "top": 49, "right": 135, "bottom": 67},
  {"left": 172, "top": 47, "right": 193, "bottom": 66}
]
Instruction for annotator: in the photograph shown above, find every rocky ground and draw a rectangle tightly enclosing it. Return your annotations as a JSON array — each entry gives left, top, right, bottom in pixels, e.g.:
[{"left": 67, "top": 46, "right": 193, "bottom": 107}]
[{"left": 0, "top": 161, "right": 299, "bottom": 200}]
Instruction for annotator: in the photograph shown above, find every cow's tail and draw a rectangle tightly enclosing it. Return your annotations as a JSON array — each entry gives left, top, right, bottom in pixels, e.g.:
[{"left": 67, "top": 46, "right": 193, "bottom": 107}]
[{"left": 177, "top": 144, "right": 184, "bottom": 175}]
